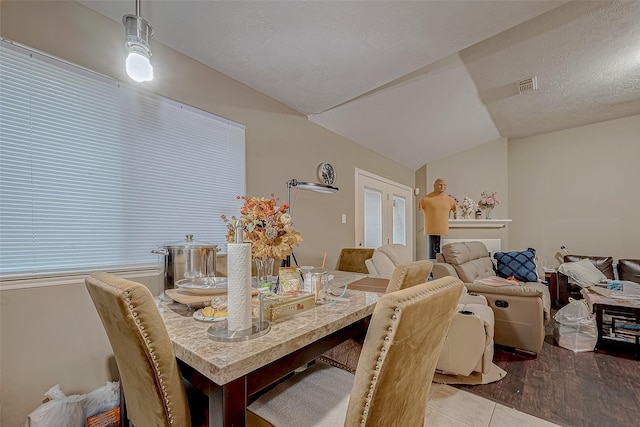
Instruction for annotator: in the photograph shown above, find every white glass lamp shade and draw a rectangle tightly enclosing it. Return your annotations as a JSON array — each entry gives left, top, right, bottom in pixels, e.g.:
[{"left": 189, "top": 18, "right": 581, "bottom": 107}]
[
  {"left": 126, "top": 50, "right": 153, "bottom": 82},
  {"left": 123, "top": 13, "right": 154, "bottom": 82}
]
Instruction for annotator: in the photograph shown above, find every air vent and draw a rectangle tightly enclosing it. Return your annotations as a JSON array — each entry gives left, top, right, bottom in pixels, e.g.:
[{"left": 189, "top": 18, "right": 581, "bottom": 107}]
[{"left": 517, "top": 76, "right": 538, "bottom": 94}]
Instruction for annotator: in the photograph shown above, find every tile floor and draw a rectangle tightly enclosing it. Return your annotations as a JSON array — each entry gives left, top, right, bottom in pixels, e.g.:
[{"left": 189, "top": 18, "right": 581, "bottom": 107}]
[{"left": 426, "top": 384, "right": 561, "bottom": 427}]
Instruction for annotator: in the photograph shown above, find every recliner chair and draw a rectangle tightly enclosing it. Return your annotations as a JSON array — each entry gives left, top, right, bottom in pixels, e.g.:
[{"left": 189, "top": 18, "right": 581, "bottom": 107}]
[
  {"left": 365, "top": 244, "right": 412, "bottom": 278},
  {"left": 433, "top": 241, "right": 550, "bottom": 354}
]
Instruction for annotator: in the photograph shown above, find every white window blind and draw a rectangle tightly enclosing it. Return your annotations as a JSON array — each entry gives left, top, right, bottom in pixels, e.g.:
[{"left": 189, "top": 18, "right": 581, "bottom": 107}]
[
  {"left": 363, "top": 188, "right": 382, "bottom": 248},
  {"left": 0, "top": 40, "right": 246, "bottom": 277}
]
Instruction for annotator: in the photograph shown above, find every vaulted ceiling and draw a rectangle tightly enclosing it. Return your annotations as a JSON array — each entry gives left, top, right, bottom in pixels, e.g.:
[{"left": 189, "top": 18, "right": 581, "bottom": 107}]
[{"left": 78, "top": 0, "right": 640, "bottom": 170}]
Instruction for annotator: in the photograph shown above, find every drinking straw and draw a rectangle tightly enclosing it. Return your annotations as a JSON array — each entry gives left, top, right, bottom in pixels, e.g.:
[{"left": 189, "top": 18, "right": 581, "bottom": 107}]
[{"left": 322, "top": 251, "right": 327, "bottom": 269}]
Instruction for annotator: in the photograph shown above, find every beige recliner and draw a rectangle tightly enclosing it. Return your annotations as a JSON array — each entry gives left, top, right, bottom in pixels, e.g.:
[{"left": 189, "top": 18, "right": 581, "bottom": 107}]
[
  {"left": 365, "top": 244, "right": 413, "bottom": 278},
  {"left": 433, "top": 241, "right": 551, "bottom": 354},
  {"left": 436, "top": 289, "right": 495, "bottom": 376}
]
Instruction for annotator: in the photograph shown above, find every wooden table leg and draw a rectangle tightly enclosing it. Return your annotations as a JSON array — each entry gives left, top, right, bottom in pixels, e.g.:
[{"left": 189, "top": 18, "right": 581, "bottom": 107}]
[{"left": 221, "top": 377, "right": 247, "bottom": 427}]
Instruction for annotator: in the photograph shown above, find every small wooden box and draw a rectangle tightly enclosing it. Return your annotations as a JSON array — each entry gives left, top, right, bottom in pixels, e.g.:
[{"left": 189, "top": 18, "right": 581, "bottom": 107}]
[{"left": 254, "top": 292, "right": 315, "bottom": 321}]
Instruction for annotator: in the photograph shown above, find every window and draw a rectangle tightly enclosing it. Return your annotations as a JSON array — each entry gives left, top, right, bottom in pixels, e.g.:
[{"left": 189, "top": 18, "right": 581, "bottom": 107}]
[{"left": 0, "top": 40, "right": 246, "bottom": 278}]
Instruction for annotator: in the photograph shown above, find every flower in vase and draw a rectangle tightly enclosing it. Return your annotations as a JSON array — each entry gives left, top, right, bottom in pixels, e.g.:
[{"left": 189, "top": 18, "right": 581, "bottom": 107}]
[
  {"left": 221, "top": 194, "right": 303, "bottom": 260},
  {"left": 460, "top": 197, "right": 477, "bottom": 219},
  {"left": 478, "top": 191, "right": 500, "bottom": 210}
]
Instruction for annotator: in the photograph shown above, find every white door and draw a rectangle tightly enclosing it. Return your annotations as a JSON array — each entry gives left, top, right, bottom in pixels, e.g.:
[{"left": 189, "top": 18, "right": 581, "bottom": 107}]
[{"left": 355, "top": 169, "right": 413, "bottom": 250}]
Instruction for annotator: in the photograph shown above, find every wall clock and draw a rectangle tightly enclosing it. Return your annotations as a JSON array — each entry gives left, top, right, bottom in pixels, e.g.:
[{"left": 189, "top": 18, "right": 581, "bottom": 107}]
[{"left": 317, "top": 162, "right": 336, "bottom": 186}]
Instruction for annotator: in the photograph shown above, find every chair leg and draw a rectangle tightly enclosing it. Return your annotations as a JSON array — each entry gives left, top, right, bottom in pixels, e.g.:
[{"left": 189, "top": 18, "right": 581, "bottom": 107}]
[{"left": 120, "top": 385, "right": 131, "bottom": 427}]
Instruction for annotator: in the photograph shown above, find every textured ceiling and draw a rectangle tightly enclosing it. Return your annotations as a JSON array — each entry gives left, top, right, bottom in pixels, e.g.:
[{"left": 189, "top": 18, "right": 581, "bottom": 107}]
[{"left": 77, "top": 0, "right": 640, "bottom": 170}]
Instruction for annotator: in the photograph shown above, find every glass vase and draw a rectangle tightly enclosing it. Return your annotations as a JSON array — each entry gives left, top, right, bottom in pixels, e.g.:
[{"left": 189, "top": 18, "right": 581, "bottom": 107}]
[
  {"left": 485, "top": 207, "right": 493, "bottom": 219},
  {"left": 255, "top": 257, "right": 275, "bottom": 292}
]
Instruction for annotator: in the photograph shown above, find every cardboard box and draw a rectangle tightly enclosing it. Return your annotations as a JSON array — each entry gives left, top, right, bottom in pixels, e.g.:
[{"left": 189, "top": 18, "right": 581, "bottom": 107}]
[{"left": 253, "top": 291, "right": 315, "bottom": 321}]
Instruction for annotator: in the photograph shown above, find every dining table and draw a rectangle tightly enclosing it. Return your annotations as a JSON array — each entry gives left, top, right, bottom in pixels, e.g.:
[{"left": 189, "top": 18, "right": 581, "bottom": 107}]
[{"left": 157, "top": 270, "right": 383, "bottom": 427}]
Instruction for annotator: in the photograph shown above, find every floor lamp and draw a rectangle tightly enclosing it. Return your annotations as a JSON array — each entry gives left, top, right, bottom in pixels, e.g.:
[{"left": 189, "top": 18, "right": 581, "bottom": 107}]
[{"left": 283, "top": 179, "right": 339, "bottom": 267}]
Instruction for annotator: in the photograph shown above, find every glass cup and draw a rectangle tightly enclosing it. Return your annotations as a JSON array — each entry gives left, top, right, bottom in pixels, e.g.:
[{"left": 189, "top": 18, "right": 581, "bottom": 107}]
[
  {"left": 308, "top": 268, "right": 329, "bottom": 303},
  {"left": 299, "top": 266, "right": 314, "bottom": 292}
]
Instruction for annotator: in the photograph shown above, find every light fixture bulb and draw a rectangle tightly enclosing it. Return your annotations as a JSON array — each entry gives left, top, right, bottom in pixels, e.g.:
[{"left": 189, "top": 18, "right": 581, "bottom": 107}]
[
  {"left": 126, "top": 51, "right": 153, "bottom": 82},
  {"left": 123, "top": 11, "right": 154, "bottom": 83}
]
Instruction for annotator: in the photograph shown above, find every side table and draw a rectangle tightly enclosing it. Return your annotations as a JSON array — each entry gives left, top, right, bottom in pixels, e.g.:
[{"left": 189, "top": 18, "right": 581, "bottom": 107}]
[
  {"left": 544, "top": 270, "right": 558, "bottom": 308},
  {"left": 581, "top": 289, "right": 640, "bottom": 357}
]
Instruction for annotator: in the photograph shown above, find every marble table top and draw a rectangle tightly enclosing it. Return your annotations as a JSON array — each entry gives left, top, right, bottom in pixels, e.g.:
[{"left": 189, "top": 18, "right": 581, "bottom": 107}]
[{"left": 157, "top": 271, "right": 381, "bottom": 385}]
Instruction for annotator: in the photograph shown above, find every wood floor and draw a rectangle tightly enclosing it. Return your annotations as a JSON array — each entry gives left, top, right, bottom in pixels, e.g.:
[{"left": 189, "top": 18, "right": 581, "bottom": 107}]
[{"left": 454, "top": 319, "right": 640, "bottom": 427}]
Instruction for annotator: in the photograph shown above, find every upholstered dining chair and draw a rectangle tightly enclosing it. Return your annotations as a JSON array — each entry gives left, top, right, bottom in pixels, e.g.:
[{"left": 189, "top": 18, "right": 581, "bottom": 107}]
[
  {"left": 336, "top": 248, "right": 376, "bottom": 274},
  {"left": 247, "top": 276, "right": 463, "bottom": 426},
  {"left": 320, "top": 260, "right": 434, "bottom": 372},
  {"left": 85, "top": 271, "right": 205, "bottom": 427}
]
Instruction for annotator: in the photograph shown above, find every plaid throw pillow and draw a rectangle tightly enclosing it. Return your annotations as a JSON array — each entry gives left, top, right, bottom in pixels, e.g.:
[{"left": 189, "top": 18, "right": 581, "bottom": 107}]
[{"left": 494, "top": 248, "right": 538, "bottom": 282}]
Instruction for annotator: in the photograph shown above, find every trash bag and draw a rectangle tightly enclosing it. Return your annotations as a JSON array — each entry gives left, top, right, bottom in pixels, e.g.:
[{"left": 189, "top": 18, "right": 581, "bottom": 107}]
[
  {"left": 553, "top": 299, "right": 597, "bottom": 353},
  {"left": 24, "top": 384, "right": 86, "bottom": 427},
  {"left": 83, "top": 381, "right": 120, "bottom": 424}
]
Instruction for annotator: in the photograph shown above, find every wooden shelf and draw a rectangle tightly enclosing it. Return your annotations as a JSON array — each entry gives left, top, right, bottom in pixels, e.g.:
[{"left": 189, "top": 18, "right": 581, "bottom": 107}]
[{"left": 448, "top": 219, "right": 512, "bottom": 229}]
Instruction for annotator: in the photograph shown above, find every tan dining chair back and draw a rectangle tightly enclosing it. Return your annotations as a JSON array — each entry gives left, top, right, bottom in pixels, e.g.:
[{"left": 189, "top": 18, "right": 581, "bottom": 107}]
[
  {"left": 345, "top": 276, "right": 462, "bottom": 426},
  {"left": 336, "top": 248, "right": 376, "bottom": 274},
  {"left": 85, "top": 271, "right": 191, "bottom": 427},
  {"left": 249, "top": 276, "right": 463, "bottom": 427},
  {"left": 385, "top": 259, "right": 434, "bottom": 293},
  {"left": 320, "top": 259, "right": 435, "bottom": 373}
]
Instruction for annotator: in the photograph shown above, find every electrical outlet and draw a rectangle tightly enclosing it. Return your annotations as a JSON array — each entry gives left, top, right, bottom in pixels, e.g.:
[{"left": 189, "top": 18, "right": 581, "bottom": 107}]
[{"left": 341, "top": 214, "right": 347, "bottom": 224}]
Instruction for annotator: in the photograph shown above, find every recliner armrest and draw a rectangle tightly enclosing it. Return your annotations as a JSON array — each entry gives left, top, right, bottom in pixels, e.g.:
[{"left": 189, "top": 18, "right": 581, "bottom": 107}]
[{"left": 459, "top": 292, "right": 487, "bottom": 306}]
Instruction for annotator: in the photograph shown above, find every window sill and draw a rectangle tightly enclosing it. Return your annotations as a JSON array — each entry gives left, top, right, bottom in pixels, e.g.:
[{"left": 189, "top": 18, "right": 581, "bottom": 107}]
[{"left": 0, "top": 265, "right": 159, "bottom": 290}]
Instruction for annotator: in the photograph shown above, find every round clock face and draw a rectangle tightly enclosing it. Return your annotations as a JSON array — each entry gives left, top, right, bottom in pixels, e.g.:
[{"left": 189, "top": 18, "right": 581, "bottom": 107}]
[{"left": 317, "top": 163, "right": 336, "bottom": 185}]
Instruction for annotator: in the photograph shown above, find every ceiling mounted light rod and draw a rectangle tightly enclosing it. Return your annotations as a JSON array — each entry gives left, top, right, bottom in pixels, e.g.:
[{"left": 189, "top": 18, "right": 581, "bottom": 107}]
[{"left": 123, "top": 0, "right": 154, "bottom": 82}]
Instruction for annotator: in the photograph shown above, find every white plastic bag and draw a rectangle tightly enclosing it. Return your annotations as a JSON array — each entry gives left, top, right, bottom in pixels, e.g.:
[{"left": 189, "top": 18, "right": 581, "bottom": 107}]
[
  {"left": 83, "top": 381, "right": 120, "bottom": 424},
  {"left": 24, "top": 384, "right": 86, "bottom": 427},
  {"left": 553, "top": 299, "right": 597, "bottom": 352}
]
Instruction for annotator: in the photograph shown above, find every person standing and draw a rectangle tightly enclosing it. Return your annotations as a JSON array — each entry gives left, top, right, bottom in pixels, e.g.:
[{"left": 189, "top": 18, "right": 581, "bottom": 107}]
[{"left": 418, "top": 178, "right": 457, "bottom": 259}]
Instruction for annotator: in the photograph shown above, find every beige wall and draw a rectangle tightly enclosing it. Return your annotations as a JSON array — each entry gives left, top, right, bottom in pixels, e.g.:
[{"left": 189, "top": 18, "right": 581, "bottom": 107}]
[
  {"left": 424, "top": 138, "right": 510, "bottom": 250},
  {"left": 508, "top": 114, "right": 640, "bottom": 267},
  {"left": 425, "top": 116, "right": 640, "bottom": 268},
  {"left": 0, "top": 2, "right": 413, "bottom": 425}
]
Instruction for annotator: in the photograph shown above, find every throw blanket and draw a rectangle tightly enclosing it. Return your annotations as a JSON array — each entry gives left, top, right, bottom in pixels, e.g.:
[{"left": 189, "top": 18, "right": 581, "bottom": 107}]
[{"left": 473, "top": 276, "right": 519, "bottom": 287}]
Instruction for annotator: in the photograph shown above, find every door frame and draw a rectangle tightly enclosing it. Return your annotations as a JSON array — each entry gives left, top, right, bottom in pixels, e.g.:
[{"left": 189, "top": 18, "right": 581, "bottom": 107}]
[{"left": 354, "top": 168, "right": 414, "bottom": 253}]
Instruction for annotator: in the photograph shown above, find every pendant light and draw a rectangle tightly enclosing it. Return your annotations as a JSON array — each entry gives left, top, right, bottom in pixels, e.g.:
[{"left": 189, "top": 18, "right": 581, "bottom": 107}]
[{"left": 123, "top": 0, "right": 154, "bottom": 82}]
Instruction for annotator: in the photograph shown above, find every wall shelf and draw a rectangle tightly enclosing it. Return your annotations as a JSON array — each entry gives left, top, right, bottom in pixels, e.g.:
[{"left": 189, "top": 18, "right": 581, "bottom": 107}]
[{"left": 448, "top": 219, "right": 512, "bottom": 229}]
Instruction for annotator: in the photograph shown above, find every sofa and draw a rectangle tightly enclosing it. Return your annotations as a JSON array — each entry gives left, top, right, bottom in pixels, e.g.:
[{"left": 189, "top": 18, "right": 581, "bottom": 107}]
[
  {"left": 557, "top": 255, "right": 615, "bottom": 305},
  {"left": 433, "top": 241, "right": 551, "bottom": 354},
  {"left": 618, "top": 259, "right": 640, "bottom": 283},
  {"left": 558, "top": 256, "right": 640, "bottom": 305}
]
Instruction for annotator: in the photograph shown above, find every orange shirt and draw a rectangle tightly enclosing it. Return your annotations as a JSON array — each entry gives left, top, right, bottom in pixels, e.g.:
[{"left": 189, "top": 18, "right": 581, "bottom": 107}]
[{"left": 418, "top": 192, "right": 457, "bottom": 235}]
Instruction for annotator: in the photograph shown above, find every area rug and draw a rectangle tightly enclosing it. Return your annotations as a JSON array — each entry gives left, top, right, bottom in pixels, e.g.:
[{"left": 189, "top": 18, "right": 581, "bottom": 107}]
[{"left": 432, "top": 363, "right": 507, "bottom": 385}]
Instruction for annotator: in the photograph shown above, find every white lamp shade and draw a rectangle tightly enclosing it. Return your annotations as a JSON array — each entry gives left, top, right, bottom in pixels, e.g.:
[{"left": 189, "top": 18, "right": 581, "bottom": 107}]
[{"left": 126, "top": 51, "right": 153, "bottom": 82}]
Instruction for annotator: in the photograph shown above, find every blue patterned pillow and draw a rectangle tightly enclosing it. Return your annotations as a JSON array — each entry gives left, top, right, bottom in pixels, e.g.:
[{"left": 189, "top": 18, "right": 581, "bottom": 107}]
[{"left": 494, "top": 248, "right": 538, "bottom": 282}]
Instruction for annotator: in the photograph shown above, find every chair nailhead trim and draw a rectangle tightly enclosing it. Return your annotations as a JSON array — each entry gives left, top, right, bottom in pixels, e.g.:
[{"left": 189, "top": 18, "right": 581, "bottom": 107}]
[
  {"left": 361, "top": 305, "right": 401, "bottom": 425},
  {"left": 121, "top": 288, "right": 177, "bottom": 424}
]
